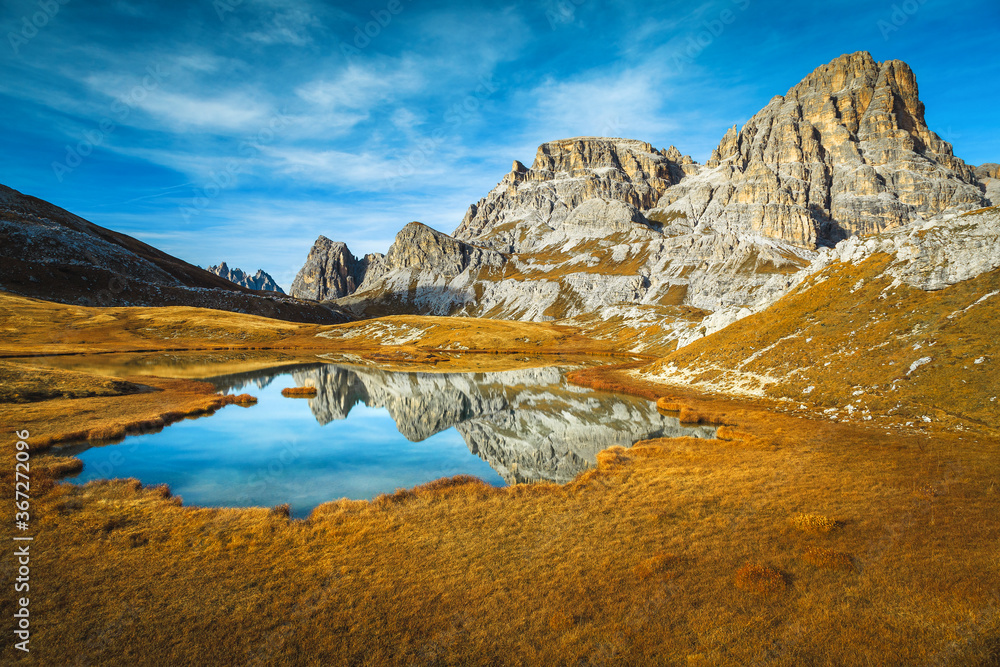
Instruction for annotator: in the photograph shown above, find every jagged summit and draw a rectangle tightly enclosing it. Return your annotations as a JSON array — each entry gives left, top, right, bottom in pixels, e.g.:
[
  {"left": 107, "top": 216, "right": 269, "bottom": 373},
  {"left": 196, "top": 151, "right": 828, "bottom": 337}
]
[
  {"left": 454, "top": 136, "right": 697, "bottom": 244},
  {"left": 292, "top": 52, "right": 995, "bottom": 350},
  {"left": 289, "top": 236, "right": 382, "bottom": 301},
  {"left": 666, "top": 51, "right": 985, "bottom": 247},
  {"left": 207, "top": 262, "right": 284, "bottom": 293}
]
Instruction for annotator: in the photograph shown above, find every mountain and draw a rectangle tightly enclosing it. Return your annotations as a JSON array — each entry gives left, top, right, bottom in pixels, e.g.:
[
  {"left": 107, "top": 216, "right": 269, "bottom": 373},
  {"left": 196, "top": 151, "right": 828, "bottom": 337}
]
[
  {"left": 0, "top": 184, "right": 349, "bottom": 324},
  {"left": 657, "top": 51, "right": 985, "bottom": 246},
  {"left": 293, "top": 52, "right": 992, "bottom": 349},
  {"left": 207, "top": 262, "right": 284, "bottom": 293},
  {"left": 289, "top": 236, "right": 382, "bottom": 301}
]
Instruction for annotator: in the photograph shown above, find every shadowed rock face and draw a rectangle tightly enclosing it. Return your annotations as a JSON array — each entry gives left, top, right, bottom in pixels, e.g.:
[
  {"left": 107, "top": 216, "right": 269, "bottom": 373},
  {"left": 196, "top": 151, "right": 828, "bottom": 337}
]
[
  {"left": 289, "top": 236, "right": 382, "bottom": 301},
  {"left": 976, "top": 164, "right": 1000, "bottom": 205},
  {"left": 289, "top": 364, "right": 716, "bottom": 484}
]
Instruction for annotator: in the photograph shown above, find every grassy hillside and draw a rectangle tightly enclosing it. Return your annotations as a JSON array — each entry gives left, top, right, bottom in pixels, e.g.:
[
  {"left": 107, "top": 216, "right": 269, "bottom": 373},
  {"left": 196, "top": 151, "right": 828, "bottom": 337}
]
[
  {"left": 0, "top": 292, "right": 618, "bottom": 365},
  {"left": 639, "top": 254, "right": 1000, "bottom": 432}
]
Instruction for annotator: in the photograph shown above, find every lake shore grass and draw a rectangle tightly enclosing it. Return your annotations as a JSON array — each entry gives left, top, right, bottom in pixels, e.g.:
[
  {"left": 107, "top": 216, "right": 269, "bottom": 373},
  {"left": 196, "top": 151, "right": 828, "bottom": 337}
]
[{"left": 2, "top": 358, "right": 998, "bottom": 665}]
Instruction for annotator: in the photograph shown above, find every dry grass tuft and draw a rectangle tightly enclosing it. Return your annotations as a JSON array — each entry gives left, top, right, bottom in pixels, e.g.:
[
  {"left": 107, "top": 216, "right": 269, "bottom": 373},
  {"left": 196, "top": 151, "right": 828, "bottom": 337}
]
[
  {"left": 679, "top": 407, "right": 707, "bottom": 424},
  {"left": 633, "top": 553, "right": 680, "bottom": 580},
  {"left": 791, "top": 513, "right": 841, "bottom": 534},
  {"left": 802, "top": 546, "right": 855, "bottom": 571},
  {"left": 227, "top": 393, "right": 258, "bottom": 406},
  {"left": 281, "top": 386, "right": 317, "bottom": 397},
  {"left": 548, "top": 611, "right": 575, "bottom": 632},
  {"left": 654, "top": 397, "right": 722, "bottom": 424},
  {"left": 656, "top": 397, "right": 683, "bottom": 412},
  {"left": 734, "top": 563, "right": 786, "bottom": 595}
]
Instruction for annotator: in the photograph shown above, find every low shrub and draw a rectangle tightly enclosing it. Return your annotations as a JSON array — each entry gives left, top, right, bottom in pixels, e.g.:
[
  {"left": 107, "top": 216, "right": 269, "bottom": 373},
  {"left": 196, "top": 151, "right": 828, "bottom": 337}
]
[
  {"left": 734, "top": 564, "right": 785, "bottom": 594},
  {"left": 803, "top": 546, "right": 854, "bottom": 571},
  {"left": 281, "top": 386, "right": 317, "bottom": 398}
]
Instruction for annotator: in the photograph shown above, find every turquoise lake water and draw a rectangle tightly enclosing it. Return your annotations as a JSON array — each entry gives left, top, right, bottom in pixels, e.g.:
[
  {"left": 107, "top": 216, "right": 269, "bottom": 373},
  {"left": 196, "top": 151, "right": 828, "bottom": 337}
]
[{"left": 57, "top": 361, "right": 716, "bottom": 518}]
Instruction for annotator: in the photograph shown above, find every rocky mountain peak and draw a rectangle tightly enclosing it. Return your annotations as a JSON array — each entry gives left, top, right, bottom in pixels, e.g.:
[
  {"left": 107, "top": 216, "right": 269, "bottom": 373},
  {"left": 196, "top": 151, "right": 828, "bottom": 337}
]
[
  {"left": 666, "top": 51, "right": 986, "bottom": 248},
  {"left": 289, "top": 236, "right": 382, "bottom": 301},
  {"left": 454, "top": 136, "right": 696, "bottom": 246},
  {"left": 381, "top": 222, "right": 505, "bottom": 276}
]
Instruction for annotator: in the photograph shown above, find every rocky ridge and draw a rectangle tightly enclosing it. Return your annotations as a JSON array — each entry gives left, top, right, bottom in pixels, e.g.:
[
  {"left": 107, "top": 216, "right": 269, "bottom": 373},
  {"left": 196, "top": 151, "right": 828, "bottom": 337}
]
[{"left": 207, "top": 262, "right": 284, "bottom": 293}]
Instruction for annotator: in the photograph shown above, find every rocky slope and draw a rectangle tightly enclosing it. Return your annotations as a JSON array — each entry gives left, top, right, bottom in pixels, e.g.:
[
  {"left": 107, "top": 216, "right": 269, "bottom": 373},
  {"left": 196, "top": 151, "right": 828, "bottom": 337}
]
[
  {"left": 0, "top": 184, "right": 349, "bottom": 324},
  {"left": 207, "top": 262, "right": 284, "bottom": 293},
  {"left": 294, "top": 51, "right": 991, "bottom": 349},
  {"left": 638, "top": 206, "right": 1000, "bottom": 430}
]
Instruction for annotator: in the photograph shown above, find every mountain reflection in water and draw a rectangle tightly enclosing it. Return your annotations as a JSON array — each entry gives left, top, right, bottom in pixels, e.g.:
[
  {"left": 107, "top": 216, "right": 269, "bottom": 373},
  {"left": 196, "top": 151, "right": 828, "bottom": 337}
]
[
  {"left": 61, "top": 360, "right": 716, "bottom": 516},
  {"left": 222, "top": 364, "right": 717, "bottom": 485}
]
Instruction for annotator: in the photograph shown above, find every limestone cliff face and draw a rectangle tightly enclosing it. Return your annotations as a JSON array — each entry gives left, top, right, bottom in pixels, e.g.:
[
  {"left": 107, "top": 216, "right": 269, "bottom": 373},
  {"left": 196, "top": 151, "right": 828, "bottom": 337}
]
[
  {"left": 658, "top": 52, "right": 986, "bottom": 247},
  {"left": 289, "top": 236, "right": 382, "bottom": 301},
  {"left": 454, "top": 137, "right": 696, "bottom": 246},
  {"left": 975, "top": 164, "right": 1000, "bottom": 204},
  {"left": 335, "top": 222, "right": 507, "bottom": 317}
]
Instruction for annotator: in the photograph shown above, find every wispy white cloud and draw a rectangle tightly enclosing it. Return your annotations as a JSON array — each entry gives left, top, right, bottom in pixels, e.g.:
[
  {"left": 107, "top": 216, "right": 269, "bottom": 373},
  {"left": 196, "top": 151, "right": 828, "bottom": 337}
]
[{"left": 134, "top": 91, "right": 273, "bottom": 131}]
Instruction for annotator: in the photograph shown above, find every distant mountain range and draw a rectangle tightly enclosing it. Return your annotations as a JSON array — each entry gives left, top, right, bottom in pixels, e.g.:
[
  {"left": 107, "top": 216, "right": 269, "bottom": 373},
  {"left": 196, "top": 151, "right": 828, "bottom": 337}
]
[{"left": 207, "top": 262, "right": 284, "bottom": 294}]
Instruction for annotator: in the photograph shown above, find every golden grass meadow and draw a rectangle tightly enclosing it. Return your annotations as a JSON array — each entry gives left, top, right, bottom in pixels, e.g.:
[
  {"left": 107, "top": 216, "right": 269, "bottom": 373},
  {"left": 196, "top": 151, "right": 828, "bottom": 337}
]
[{"left": 2, "top": 278, "right": 999, "bottom": 666}]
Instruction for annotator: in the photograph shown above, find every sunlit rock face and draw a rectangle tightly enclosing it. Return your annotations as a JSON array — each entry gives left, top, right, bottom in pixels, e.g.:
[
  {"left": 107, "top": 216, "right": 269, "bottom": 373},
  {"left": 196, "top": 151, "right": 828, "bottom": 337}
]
[
  {"left": 290, "top": 364, "right": 716, "bottom": 484},
  {"left": 453, "top": 137, "right": 694, "bottom": 243},
  {"left": 659, "top": 52, "right": 985, "bottom": 246}
]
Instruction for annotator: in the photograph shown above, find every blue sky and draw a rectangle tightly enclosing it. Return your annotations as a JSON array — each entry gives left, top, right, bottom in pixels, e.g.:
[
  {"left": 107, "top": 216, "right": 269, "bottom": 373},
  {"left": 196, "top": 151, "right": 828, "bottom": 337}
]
[{"left": 2, "top": 0, "right": 998, "bottom": 289}]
